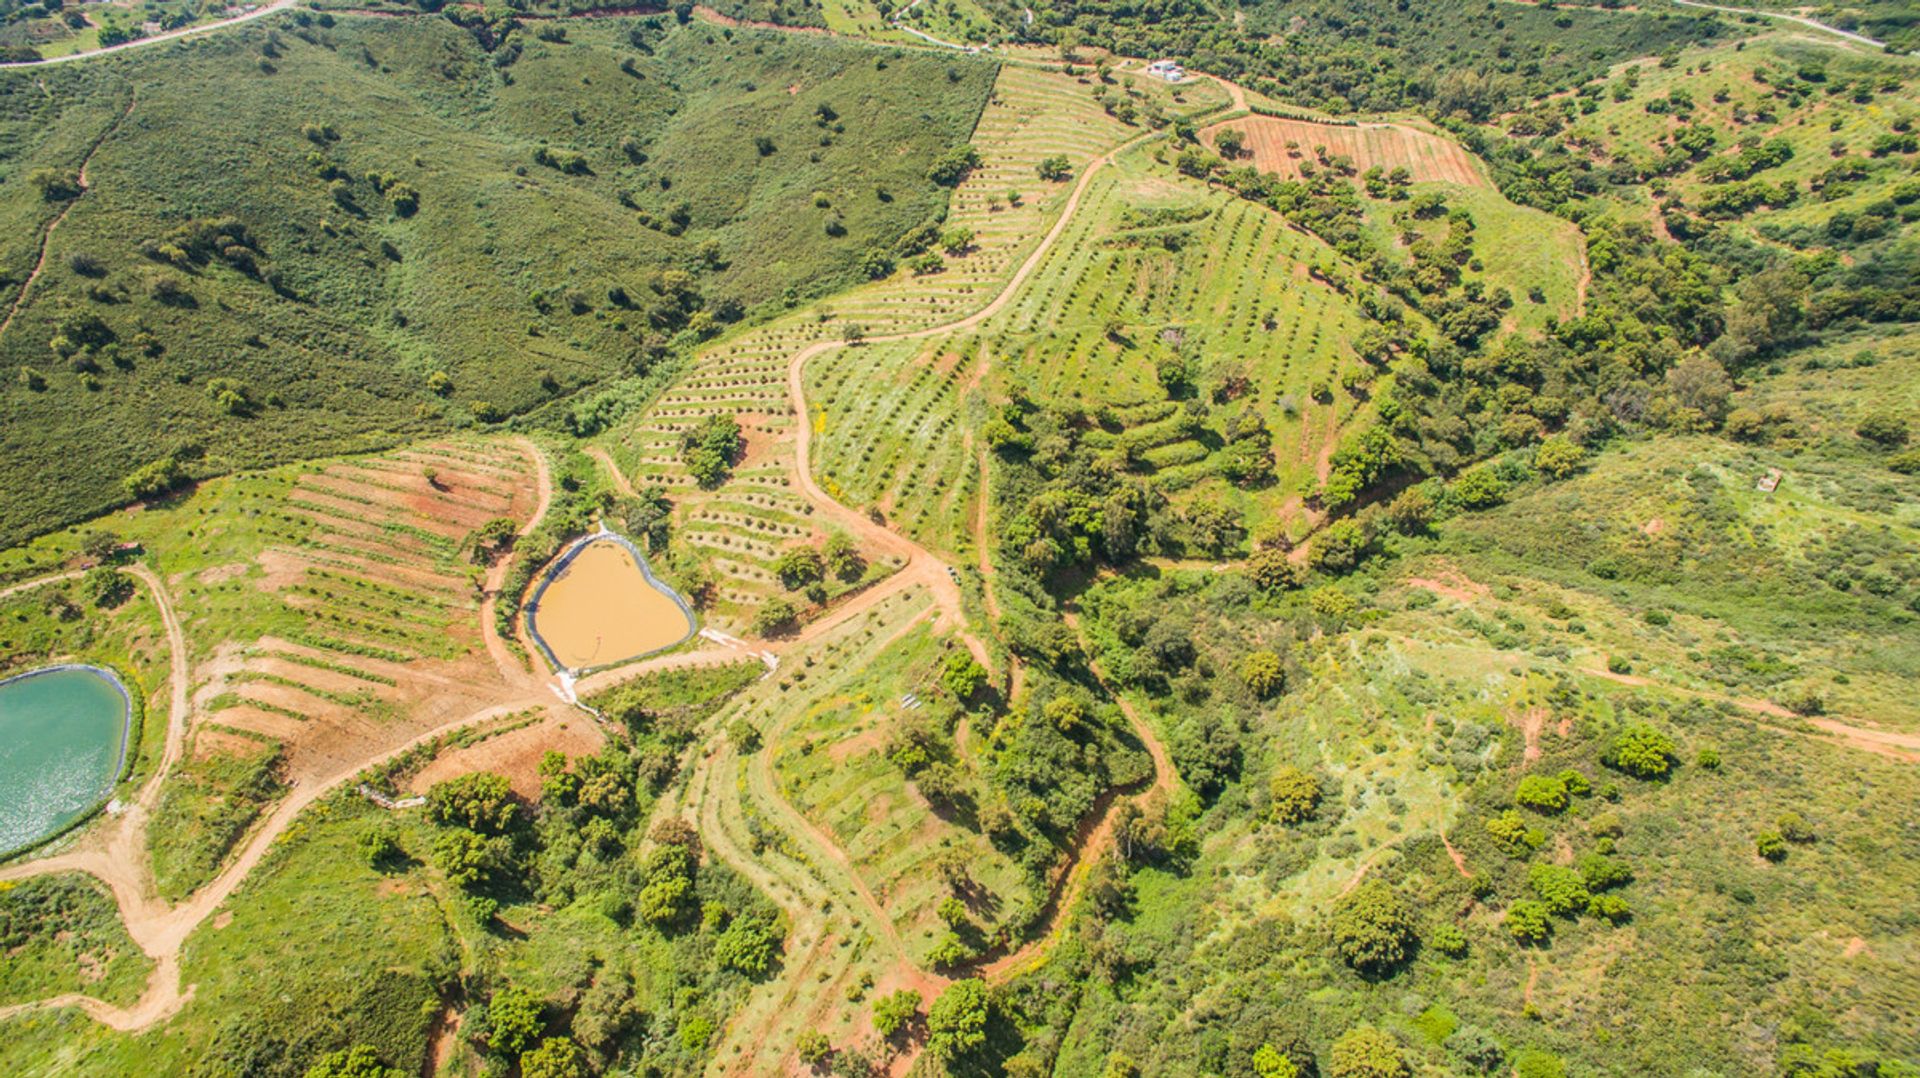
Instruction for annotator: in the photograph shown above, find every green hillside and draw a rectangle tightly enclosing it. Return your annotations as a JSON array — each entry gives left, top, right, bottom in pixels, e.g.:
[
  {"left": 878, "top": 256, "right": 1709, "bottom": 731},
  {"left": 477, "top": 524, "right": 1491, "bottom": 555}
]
[{"left": 0, "top": 12, "right": 993, "bottom": 546}]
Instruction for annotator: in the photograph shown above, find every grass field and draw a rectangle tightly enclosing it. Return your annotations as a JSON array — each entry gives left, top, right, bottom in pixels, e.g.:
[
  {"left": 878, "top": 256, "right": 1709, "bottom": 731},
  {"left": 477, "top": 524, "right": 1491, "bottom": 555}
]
[
  {"left": 0, "top": 12, "right": 994, "bottom": 546},
  {"left": 1556, "top": 33, "right": 1919, "bottom": 240}
]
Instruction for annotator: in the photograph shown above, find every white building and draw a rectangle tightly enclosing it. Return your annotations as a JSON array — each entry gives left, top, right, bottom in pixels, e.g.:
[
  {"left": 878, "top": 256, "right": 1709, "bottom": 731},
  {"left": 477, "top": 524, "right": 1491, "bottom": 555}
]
[{"left": 1145, "top": 59, "right": 1185, "bottom": 83}]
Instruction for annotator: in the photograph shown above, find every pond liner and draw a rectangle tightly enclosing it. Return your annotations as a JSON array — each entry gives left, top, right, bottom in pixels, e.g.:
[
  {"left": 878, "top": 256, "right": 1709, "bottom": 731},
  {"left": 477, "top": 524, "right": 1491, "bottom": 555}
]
[
  {"left": 522, "top": 526, "right": 698, "bottom": 679},
  {"left": 0, "top": 662, "right": 134, "bottom": 862}
]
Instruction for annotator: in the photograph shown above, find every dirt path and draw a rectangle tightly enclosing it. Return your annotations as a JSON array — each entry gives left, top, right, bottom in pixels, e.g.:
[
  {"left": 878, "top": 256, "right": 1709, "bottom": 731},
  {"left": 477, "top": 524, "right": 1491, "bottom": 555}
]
[
  {"left": 585, "top": 445, "right": 636, "bottom": 499},
  {"left": 976, "top": 610, "right": 1174, "bottom": 981},
  {"left": 1586, "top": 661, "right": 1920, "bottom": 763},
  {"left": 0, "top": 438, "right": 560, "bottom": 1033},
  {"left": 0, "top": 88, "right": 136, "bottom": 341},
  {"left": 478, "top": 437, "right": 552, "bottom": 688}
]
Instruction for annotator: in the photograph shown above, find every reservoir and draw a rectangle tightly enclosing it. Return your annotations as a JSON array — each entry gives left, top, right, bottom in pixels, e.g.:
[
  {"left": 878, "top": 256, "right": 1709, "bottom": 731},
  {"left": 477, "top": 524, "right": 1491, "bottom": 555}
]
[
  {"left": 527, "top": 534, "right": 696, "bottom": 673},
  {"left": 0, "top": 665, "right": 131, "bottom": 856}
]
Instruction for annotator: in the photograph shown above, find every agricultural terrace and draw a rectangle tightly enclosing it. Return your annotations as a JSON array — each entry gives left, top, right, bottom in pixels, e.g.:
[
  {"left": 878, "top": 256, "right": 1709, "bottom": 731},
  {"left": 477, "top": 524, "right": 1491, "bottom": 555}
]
[
  {"left": 102, "top": 438, "right": 540, "bottom": 898},
  {"left": 804, "top": 337, "right": 983, "bottom": 559},
  {"left": 666, "top": 585, "right": 967, "bottom": 1069},
  {"left": 599, "top": 62, "right": 1189, "bottom": 627},
  {"left": 985, "top": 149, "right": 1396, "bottom": 535},
  {"left": 1207, "top": 116, "right": 1491, "bottom": 187},
  {"left": 1552, "top": 34, "right": 1919, "bottom": 239}
]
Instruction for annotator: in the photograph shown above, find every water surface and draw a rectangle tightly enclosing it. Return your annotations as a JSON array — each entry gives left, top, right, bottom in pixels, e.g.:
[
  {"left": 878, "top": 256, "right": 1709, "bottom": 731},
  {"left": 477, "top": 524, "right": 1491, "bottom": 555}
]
[{"left": 0, "top": 666, "right": 130, "bottom": 855}]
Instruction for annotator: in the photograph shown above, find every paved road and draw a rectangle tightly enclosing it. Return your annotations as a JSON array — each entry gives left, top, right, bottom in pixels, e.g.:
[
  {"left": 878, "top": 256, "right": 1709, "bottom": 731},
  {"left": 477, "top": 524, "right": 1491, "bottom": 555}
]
[
  {"left": 1669, "top": 0, "right": 1885, "bottom": 48},
  {"left": 0, "top": 0, "right": 300, "bottom": 68}
]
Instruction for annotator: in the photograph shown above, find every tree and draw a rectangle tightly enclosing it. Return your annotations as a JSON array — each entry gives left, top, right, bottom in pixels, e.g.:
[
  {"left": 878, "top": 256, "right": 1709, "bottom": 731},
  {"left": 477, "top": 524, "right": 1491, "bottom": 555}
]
[
  {"left": 520, "top": 1038, "right": 587, "bottom": 1078},
  {"left": 940, "top": 652, "right": 988, "bottom": 701},
  {"left": 1663, "top": 353, "right": 1733, "bottom": 426},
  {"left": 29, "top": 168, "right": 82, "bottom": 201},
  {"left": 1246, "top": 547, "right": 1303, "bottom": 592},
  {"left": 1240, "top": 650, "right": 1284, "bottom": 698},
  {"left": 873, "top": 988, "right": 920, "bottom": 1038},
  {"left": 124, "top": 457, "right": 187, "bottom": 501},
  {"left": 357, "top": 823, "right": 402, "bottom": 869},
  {"left": 1451, "top": 468, "right": 1508, "bottom": 510},
  {"left": 928, "top": 145, "right": 981, "bottom": 186},
  {"left": 713, "top": 915, "right": 781, "bottom": 975},
  {"left": 821, "top": 530, "right": 862, "bottom": 580},
  {"left": 796, "top": 1030, "right": 832, "bottom": 1066},
  {"left": 426, "top": 771, "right": 518, "bottom": 833},
  {"left": 1429, "top": 921, "right": 1469, "bottom": 957},
  {"left": 940, "top": 226, "right": 974, "bottom": 253},
  {"left": 751, "top": 597, "right": 799, "bottom": 637},
  {"left": 773, "top": 545, "right": 825, "bottom": 589},
  {"left": 1533, "top": 434, "right": 1587, "bottom": 479},
  {"left": 681, "top": 413, "right": 743, "bottom": 488},
  {"left": 486, "top": 985, "right": 545, "bottom": 1058},
  {"left": 1331, "top": 880, "right": 1417, "bottom": 974},
  {"left": 1254, "top": 1044, "right": 1300, "bottom": 1078},
  {"left": 1269, "top": 766, "right": 1321, "bottom": 824},
  {"left": 1514, "top": 773, "right": 1569, "bottom": 814},
  {"left": 1528, "top": 863, "right": 1592, "bottom": 916},
  {"left": 1605, "top": 723, "right": 1677, "bottom": 779},
  {"left": 1446, "top": 1025, "right": 1505, "bottom": 1074},
  {"left": 1036, "top": 154, "right": 1071, "bottom": 181},
  {"left": 304, "top": 1045, "right": 402, "bottom": 1078},
  {"left": 926, "top": 979, "right": 989, "bottom": 1060},
  {"left": 1504, "top": 899, "right": 1552, "bottom": 943},
  {"left": 1215, "top": 128, "right": 1246, "bottom": 158},
  {"left": 81, "top": 566, "right": 133, "bottom": 608},
  {"left": 1329, "top": 1025, "right": 1409, "bottom": 1078}
]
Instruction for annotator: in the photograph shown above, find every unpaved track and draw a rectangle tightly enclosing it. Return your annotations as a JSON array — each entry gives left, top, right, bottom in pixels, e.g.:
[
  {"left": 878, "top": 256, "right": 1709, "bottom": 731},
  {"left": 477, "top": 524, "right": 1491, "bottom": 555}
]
[
  {"left": 1667, "top": 0, "right": 1885, "bottom": 48},
  {"left": 0, "top": 88, "right": 136, "bottom": 340}
]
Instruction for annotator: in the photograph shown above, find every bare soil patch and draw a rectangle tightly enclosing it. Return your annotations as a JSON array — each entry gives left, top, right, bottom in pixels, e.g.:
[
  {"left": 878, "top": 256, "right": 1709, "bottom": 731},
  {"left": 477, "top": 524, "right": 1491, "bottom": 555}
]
[
  {"left": 1206, "top": 117, "right": 1490, "bottom": 187},
  {"left": 407, "top": 709, "right": 603, "bottom": 799}
]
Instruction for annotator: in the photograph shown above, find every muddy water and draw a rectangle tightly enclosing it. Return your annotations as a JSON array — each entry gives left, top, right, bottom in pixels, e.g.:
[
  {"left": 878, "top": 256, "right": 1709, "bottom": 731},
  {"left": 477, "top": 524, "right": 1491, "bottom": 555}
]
[{"left": 530, "top": 539, "right": 693, "bottom": 671}]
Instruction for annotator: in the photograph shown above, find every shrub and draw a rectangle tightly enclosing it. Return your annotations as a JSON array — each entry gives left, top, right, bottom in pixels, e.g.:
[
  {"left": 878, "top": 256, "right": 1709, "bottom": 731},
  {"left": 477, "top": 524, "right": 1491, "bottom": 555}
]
[
  {"left": 1240, "top": 650, "right": 1284, "bottom": 698},
  {"left": 927, "top": 145, "right": 981, "bottom": 186},
  {"left": 1328, "top": 1025, "right": 1408, "bottom": 1078},
  {"left": 486, "top": 985, "right": 545, "bottom": 1057},
  {"left": 1452, "top": 467, "right": 1508, "bottom": 509},
  {"left": 1036, "top": 154, "right": 1071, "bottom": 181},
  {"left": 1856, "top": 410, "right": 1909, "bottom": 447},
  {"left": 1269, "top": 766, "right": 1321, "bottom": 824},
  {"left": 1756, "top": 830, "right": 1788, "bottom": 861},
  {"left": 1331, "top": 880, "right": 1417, "bottom": 975},
  {"left": 926, "top": 979, "right": 989, "bottom": 1060},
  {"left": 1605, "top": 723, "right": 1677, "bottom": 779},
  {"left": 1514, "top": 773, "right": 1569, "bottom": 813},
  {"left": 1246, "top": 547, "right": 1304, "bottom": 592},
  {"left": 1504, "top": 900, "right": 1552, "bottom": 943},
  {"left": 873, "top": 988, "right": 920, "bottom": 1038}
]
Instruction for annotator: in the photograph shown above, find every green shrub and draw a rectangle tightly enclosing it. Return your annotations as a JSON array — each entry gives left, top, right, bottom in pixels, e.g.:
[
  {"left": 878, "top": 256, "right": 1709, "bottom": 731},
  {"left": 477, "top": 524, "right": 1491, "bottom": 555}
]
[{"left": 1605, "top": 723, "right": 1677, "bottom": 779}]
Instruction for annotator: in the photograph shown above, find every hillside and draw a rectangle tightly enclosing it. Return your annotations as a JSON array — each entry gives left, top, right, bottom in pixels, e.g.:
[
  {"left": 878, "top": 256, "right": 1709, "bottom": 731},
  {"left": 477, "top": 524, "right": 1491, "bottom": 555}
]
[
  {"left": 0, "top": 11, "right": 994, "bottom": 546},
  {"left": 0, "top": 2, "right": 1917, "bottom": 1078}
]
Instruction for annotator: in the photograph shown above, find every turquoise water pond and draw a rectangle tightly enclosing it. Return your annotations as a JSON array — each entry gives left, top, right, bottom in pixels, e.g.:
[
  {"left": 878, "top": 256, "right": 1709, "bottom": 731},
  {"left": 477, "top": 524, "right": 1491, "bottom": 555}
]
[{"left": 0, "top": 666, "right": 131, "bottom": 856}]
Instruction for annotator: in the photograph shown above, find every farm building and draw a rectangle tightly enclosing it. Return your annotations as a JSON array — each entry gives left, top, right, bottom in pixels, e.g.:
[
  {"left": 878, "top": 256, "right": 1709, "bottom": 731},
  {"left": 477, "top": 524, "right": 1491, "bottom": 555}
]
[{"left": 1145, "top": 59, "right": 1185, "bottom": 83}]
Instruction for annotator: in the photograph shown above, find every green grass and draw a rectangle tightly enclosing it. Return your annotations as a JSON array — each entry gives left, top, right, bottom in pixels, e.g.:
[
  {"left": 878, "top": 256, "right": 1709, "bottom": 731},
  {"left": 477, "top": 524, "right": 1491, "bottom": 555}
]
[
  {"left": 0, "top": 874, "right": 154, "bottom": 1009},
  {"left": 0, "top": 12, "right": 994, "bottom": 546}
]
